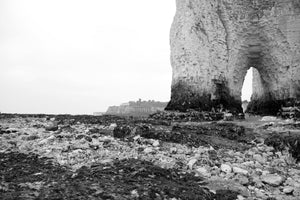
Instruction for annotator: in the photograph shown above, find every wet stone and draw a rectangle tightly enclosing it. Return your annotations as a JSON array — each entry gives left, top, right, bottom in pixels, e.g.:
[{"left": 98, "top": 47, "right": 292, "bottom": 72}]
[
  {"left": 221, "top": 164, "right": 232, "bottom": 174},
  {"left": 253, "top": 154, "right": 266, "bottom": 164},
  {"left": 232, "top": 167, "right": 249, "bottom": 175},
  {"left": 113, "top": 125, "right": 132, "bottom": 138},
  {"left": 261, "top": 174, "right": 285, "bottom": 186},
  {"left": 75, "top": 135, "right": 85, "bottom": 140},
  {"left": 84, "top": 136, "right": 92, "bottom": 142},
  {"left": 283, "top": 186, "right": 294, "bottom": 194},
  {"left": 195, "top": 167, "right": 211, "bottom": 177},
  {"left": 26, "top": 135, "right": 40, "bottom": 141},
  {"left": 235, "top": 175, "right": 249, "bottom": 186},
  {"left": 45, "top": 124, "right": 59, "bottom": 131}
]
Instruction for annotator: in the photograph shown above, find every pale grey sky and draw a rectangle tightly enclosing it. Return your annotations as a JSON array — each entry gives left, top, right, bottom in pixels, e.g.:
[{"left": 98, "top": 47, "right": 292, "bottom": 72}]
[{"left": 0, "top": 0, "right": 252, "bottom": 114}]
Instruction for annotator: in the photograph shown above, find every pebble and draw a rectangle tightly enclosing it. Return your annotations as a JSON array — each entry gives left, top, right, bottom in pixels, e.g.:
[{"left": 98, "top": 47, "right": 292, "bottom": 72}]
[
  {"left": 131, "top": 189, "right": 139, "bottom": 198},
  {"left": 283, "top": 186, "right": 294, "bottom": 194},
  {"left": 261, "top": 116, "right": 278, "bottom": 121},
  {"left": 99, "top": 159, "right": 114, "bottom": 165},
  {"left": 45, "top": 124, "right": 58, "bottom": 131},
  {"left": 152, "top": 140, "right": 160, "bottom": 147},
  {"left": 254, "top": 189, "right": 266, "bottom": 199},
  {"left": 144, "top": 147, "right": 153, "bottom": 154},
  {"left": 241, "top": 161, "right": 255, "bottom": 167},
  {"left": 247, "top": 150, "right": 255, "bottom": 156},
  {"left": 221, "top": 164, "right": 232, "bottom": 174},
  {"left": 188, "top": 158, "right": 198, "bottom": 170},
  {"left": 254, "top": 162, "right": 263, "bottom": 168},
  {"left": 195, "top": 167, "right": 211, "bottom": 177},
  {"left": 237, "top": 195, "right": 245, "bottom": 200},
  {"left": 253, "top": 154, "right": 266, "bottom": 164},
  {"left": 26, "top": 135, "right": 40, "bottom": 141},
  {"left": 261, "top": 174, "right": 285, "bottom": 186},
  {"left": 225, "top": 172, "right": 235, "bottom": 179},
  {"left": 252, "top": 176, "right": 264, "bottom": 188},
  {"left": 84, "top": 136, "right": 92, "bottom": 142},
  {"left": 170, "top": 147, "right": 177, "bottom": 154},
  {"left": 108, "top": 123, "right": 117, "bottom": 130},
  {"left": 38, "top": 135, "right": 55, "bottom": 145},
  {"left": 224, "top": 113, "right": 234, "bottom": 121},
  {"left": 293, "top": 187, "right": 300, "bottom": 196},
  {"left": 233, "top": 167, "right": 249, "bottom": 175},
  {"left": 235, "top": 175, "right": 249, "bottom": 185},
  {"left": 133, "top": 135, "right": 140, "bottom": 141},
  {"left": 262, "top": 170, "right": 270, "bottom": 176}
]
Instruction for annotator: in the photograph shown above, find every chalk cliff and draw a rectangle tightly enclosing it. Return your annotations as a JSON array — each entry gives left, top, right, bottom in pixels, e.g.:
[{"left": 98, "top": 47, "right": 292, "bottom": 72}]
[{"left": 166, "top": 0, "right": 300, "bottom": 115}]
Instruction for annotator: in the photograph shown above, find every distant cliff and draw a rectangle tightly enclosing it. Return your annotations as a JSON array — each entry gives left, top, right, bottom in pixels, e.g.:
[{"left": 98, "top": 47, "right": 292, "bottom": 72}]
[{"left": 106, "top": 100, "right": 167, "bottom": 116}]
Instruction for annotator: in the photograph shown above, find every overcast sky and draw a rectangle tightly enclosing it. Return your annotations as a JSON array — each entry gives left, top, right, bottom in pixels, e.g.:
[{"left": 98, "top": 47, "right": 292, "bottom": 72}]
[{"left": 0, "top": 0, "right": 252, "bottom": 114}]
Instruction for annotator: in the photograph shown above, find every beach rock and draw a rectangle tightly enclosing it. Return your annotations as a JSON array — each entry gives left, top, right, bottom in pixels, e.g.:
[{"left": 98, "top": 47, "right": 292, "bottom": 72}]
[
  {"left": 195, "top": 167, "right": 211, "bottom": 177},
  {"left": 224, "top": 113, "right": 234, "bottom": 121},
  {"left": 293, "top": 187, "right": 300, "bottom": 196},
  {"left": 84, "top": 136, "right": 92, "bottom": 142},
  {"left": 235, "top": 175, "right": 249, "bottom": 186},
  {"left": 237, "top": 195, "right": 245, "bottom": 200},
  {"left": 113, "top": 125, "right": 132, "bottom": 138},
  {"left": 261, "top": 116, "right": 278, "bottom": 121},
  {"left": 188, "top": 158, "right": 198, "bottom": 170},
  {"left": 45, "top": 124, "right": 58, "bottom": 131},
  {"left": 283, "top": 186, "right": 294, "bottom": 194},
  {"left": 108, "top": 123, "right": 117, "bottom": 130},
  {"left": 232, "top": 167, "right": 249, "bottom": 175},
  {"left": 143, "top": 147, "right": 153, "bottom": 154},
  {"left": 170, "top": 147, "right": 177, "bottom": 154},
  {"left": 261, "top": 174, "right": 285, "bottom": 186},
  {"left": 254, "top": 189, "right": 267, "bottom": 199},
  {"left": 152, "top": 140, "right": 160, "bottom": 147},
  {"left": 221, "top": 164, "right": 232, "bottom": 174},
  {"left": 253, "top": 154, "right": 266, "bottom": 164}
]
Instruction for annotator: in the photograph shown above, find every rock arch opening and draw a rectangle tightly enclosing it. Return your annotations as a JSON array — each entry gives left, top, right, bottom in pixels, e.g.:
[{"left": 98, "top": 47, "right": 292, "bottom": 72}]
[{"left": 241, "top": 67, "right": 253, "bottom": 112}]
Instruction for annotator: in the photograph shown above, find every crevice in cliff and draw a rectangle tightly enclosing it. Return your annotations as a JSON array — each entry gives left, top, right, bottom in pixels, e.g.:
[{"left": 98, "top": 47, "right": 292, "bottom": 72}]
[
  {"left": 191, "top": 22, "right": 208, "bottom": 37},
  {"left": 216, "top": 1, "right": 230, "bottom": 58}
]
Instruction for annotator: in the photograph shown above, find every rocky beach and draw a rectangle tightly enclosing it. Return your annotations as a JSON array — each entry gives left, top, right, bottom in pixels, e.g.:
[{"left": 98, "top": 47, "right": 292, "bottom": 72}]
[
  {"left": 2, "top": 0, "right": 300, "bottom": 199},
  {"left": 1, "top": 113, "right": 300, "bottom": 200}
]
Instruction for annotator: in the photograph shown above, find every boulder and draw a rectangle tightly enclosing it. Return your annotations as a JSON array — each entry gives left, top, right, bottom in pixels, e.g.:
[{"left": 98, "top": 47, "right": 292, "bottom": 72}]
[
  {"left": 221, "top": 164, "right": 232, "bottom": 174},
  {"left": 45, "top": 123, "right": 58, "bottom": 131},
  {"left": 232, "top": 167, "right": 248, "bottom": 175},
  {"left": 113, "top": 125, "right": 132, "bottom": 139},
  {"left": 261, "top": 174, "right": 285, "bottom": 186}
]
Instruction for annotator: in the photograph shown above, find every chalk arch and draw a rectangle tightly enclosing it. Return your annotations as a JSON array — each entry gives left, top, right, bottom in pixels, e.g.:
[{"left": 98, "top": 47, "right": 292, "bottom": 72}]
[{"left": 166, "top": 0, "right": 300, "bottom": 115}]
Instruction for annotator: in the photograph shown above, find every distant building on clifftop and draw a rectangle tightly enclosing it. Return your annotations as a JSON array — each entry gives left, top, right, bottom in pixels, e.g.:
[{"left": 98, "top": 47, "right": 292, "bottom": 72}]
[
  {"left": 106, "top": 99, "right": 167, "bottom": 116},
  {"left": 93, "top": 112, "right": 105, "bottom": 116}
]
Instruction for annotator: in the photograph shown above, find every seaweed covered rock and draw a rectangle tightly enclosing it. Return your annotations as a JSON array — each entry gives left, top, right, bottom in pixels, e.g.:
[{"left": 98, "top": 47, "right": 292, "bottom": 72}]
[
  {"left": 150, "top": 111, "right": 224, "bottom": 122},
  {"left": 265, "top": 133, "right": 300, "bottom": 162},
  {"left": 113, "top": 125, "right": 133, "bottom": 139},
  {"left": 138, "top": 123, "right": 253, "bottom": 151}
]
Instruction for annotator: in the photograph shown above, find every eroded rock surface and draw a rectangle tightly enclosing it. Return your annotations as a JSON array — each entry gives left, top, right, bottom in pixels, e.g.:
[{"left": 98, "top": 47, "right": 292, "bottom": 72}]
[{"left": 166, "top": 0, "right": 300, "bottom": 115}]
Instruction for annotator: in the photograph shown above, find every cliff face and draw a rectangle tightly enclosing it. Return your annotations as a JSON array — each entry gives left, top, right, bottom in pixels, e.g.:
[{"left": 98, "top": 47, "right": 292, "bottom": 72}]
[{"left": 166, "top": 0, "right": 300, "bottom": 114}]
